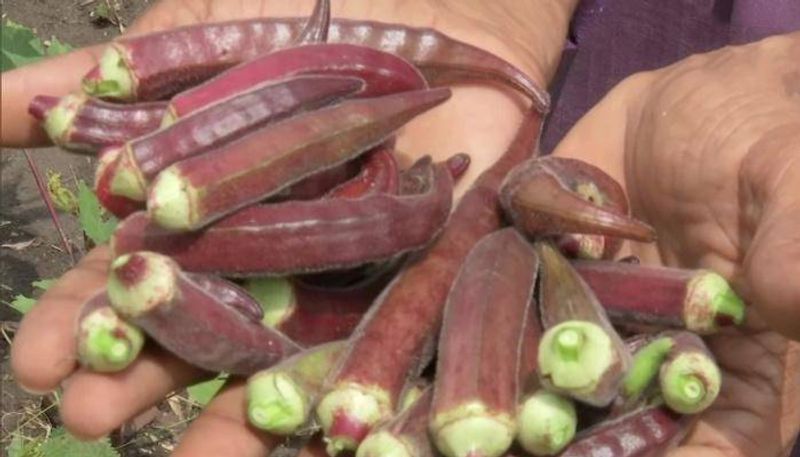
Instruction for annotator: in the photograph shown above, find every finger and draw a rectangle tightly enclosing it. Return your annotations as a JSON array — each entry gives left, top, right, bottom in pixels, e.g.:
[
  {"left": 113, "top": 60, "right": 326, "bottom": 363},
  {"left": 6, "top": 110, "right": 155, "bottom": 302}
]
[
  {"left": 60, "top": 346, "right": 205, "bottom": 440},
  {"left": 172, "top": 380, "right": 281, "bottom": 457},
  {"left": 11, "top": 246, "right": 110, "bottom": 393},
  {"left": 665, "top": 446, "right": 726, "bottom": 457},
  {"left": 738, "top": 125, "right": 800, "bottom": 340},
  {"left": 1, "top": 45, "right": 105, "bottom": 148}
]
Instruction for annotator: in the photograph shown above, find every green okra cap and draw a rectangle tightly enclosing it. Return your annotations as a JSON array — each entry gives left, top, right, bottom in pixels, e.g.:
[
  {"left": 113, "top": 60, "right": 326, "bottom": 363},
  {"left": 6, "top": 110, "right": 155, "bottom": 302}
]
[
  {"left": 685, "top": 271, "right": 746, "bottom": 334},
  {"left": 660, "top": 351, "right": 721, "bottom": 414},
  {"left": 82, "top": 46, "right": 135, "bottom": 100},
  {"left": 247, "top": 371, "right": 309, "bottom": 435},
  {"left": 516, "top": 389, "right": 577, "bottom": 456},
  {"left": 78, "top": 306, "right": 144, "bottom": 372}
]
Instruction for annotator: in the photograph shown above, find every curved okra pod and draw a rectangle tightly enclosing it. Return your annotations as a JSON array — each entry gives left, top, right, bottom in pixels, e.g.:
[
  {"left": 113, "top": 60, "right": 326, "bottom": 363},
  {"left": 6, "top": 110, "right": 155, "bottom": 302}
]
[
  {"left": 105, "top": 75, "right": 363, "bottom": 201},
  {"left": 295, "top": 0, "right": 330, "bottom": 44},
  {"left": 113, "top": 158, "right": 453, "bottom": 276},
  {"left": 76, "top": 289, "right": 144, "bottom": 373},
  {"left": 81, "top": 18, "right": 548, "bottom": 109},
  {"left": 326, "top": 147, "right": 400, "bottom": 198},
  {"left": 166, "top": 44, "right": 427, "bottom": 120},
  {"left": 534, "top": 241, "right": 631, "bottom": 407},
  {"left": 314, "top": 109, "right": 544, "bottom": 455},
  {"left": 247, "top": 341, "right": 345, "bottom": 435},
  {"left": 500, "top": 157, "right": 656, "bottom": 247},
  {"left": 429, "top": 228, "right": 538, "bottom": 457},
  {"left": 28, "top": 94, "right": 167, "bottom": 153},
  {"left": 357, "top": 387, "right": 436, "bottom": 457},
  {"left": 147, "top": 88, "right": 451, "bottom": 231},
  {"left": 572, "top": 260, "right": 746, "bottom": 334},
  {"left": 106, "top": 252, "right": 301, "bottom": 375}
]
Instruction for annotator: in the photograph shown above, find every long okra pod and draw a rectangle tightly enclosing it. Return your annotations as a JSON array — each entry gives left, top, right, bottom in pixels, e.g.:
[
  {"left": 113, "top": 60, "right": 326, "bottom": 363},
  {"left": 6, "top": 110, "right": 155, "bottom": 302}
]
[
  {"left": 147, "top": 88, "right": 450, "bottom": 230},
  {"left": 572, "top": 260, "right": 746, "bottom": 334},
  {"left": 81, "top": 18, "right": 547, "bottom": 108},
  {"left": 429, "top": 228, "right": 537, "bottom": 457},
  {"left": 314, "top": 108, "right": 544, "bottom": 455},
  {"left": 76, "top": 289, "right": 144, "bottom": 373},
  {"left": 28, "top": 94, "right": 167, "bottom": 153},
  {"left": 534, "top": 242, "right": 631, "bottom": 407},
  {"left": 247, "top": 341, "right": 345, "bottom": 435},
  {"left": 112, "top": 158, "right": 453, "bottom": 276},
  {"left": 166, "top": 44, "right": 427, "bottom": 120},
  {"left": 106, "top": 252, "right": 301, "bottom": 375},
  {"left": 106, "top": 75, "right": 363, "bottom": 201},
  {"left": 357, "top": 387, "right": 436, "bottom": 457}
]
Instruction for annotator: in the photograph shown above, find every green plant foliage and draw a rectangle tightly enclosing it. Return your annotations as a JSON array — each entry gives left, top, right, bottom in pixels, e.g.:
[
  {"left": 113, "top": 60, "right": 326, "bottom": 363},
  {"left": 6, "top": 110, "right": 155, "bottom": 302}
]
[
  {"left": 6, "top": 278, "right": 57, "bottom": 315},
  {"left": 39, "top": 427, "right": 118, "bottom": 457},
  {"left": 187, "top": 374, "right": 229, "bottom": 406},
  {"left": 77, "top": 180, "right": 118, "bottom": 245},
  {"left": 6, "top": 434, "right": 43, "bottom": 457},
  {"left": 1, "top": 19, "right": 73, "bottom": 72}
]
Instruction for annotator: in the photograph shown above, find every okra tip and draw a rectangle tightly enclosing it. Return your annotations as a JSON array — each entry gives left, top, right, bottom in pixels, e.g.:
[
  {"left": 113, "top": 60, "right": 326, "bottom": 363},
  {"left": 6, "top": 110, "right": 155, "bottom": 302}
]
[
  {"left": 516, "top": 390, "right": 577, "bottom": 456},
  {"left": 660, "top": 351, "right": 721, "bottom": 414},
  {"left": 355, "top": 431, "right": 412, "bottom": 457},
  {"left": 430, "top": 403, "right": 516, "bottom": 457},
  {"left": 685, "top": 271, "right": 746, "bottom": 333},
  {"left": 107, "top": 252, "right": 177, "bottom": 318},
  {"left": 147, "top": 167, "right": 199, "bottom": 231},
  {"left": 247, "top": 371, "right": 309, "bottom": 435},
  {"left": 538, "top": 321, "right": 619, "bottom": 405},
  {"left": 243, "top": 278, "right": 295, "bottom": 327},
  {"left": 82, "top": 46, "right": 134, "bottom": 100},
  {"left": 78, "top": 306, "right": 144, "bottom": 372},
  {"left": 316, "top": 385, "right": 391, "bottom": 454}
]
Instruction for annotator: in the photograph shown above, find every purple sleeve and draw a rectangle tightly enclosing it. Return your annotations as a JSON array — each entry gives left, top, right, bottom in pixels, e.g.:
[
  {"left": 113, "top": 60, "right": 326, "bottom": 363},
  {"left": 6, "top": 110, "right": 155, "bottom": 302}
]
[{"left": 542, "top": 0, "right": 800, "bottom": 153}]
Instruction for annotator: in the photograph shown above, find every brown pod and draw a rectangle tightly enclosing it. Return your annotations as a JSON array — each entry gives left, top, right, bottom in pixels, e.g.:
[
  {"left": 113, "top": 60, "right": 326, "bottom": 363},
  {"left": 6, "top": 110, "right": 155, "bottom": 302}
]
[
  {"left": 113, "top": 157, "right": 453, "bottom": 276},
  {"left": 106, "top": 252, "right": 301, "bottom": 375},
  {"left": 147, "top": 88, "right": 450, "bottom": 231}
]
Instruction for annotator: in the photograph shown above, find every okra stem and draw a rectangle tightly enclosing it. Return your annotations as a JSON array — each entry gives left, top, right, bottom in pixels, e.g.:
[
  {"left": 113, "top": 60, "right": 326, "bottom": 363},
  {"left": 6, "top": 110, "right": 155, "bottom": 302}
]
[{"left": 76, "top": 290, "right": 144, "bottom": 373}]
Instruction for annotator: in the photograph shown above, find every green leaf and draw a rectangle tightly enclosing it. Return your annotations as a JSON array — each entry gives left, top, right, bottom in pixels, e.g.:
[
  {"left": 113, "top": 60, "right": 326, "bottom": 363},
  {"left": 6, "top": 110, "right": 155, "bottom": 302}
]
[
  {"left": 33, "top": 278, "right": 57, "bottom": 291},
  {"left": 9, "top": 294, "right": 37, "bottom": 315},
  {"left": 45, "top": 37, "right": 73, "bottom": 57},
  {"left": 6, "top": 434, "right": 43, "bottom": 457},
  {"left": 40, "top": 427, "right": 118, "bottom": 457},
  {"left": 187, "top": 374, "right": 229, "bottom": 406},
  {"left": 1, "top": 19, "right": 73, "bottom": 72},
  {"left": 77, "top": 180, "right": 118, "bottom": 245}
]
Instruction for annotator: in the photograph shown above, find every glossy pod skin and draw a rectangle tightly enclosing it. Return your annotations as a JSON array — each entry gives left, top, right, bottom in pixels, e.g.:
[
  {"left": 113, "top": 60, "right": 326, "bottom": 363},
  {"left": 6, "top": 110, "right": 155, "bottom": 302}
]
[
  {"left": 106, "top": 252, "right": 301, "bottom": 375},
  {"left": 112, "top": 158, "right": 453, "bottom": 276},
  {"left": 146, "top": 88, "right": 451, "bottom": 231},
  {"left": 314, "top": 109, "right": 544, "bottom": 455},
  {"left": 430, "top": 228, "right": 538, "bottom": 457},
  {"left": 81, "top": 18, "right": 548, "bottom": 109},
  {"left": 28, "top": 94, "right": 167, "bottom": 153},
  {"left": 107, "top": 75, "right": 364, "bottom": 201},
  {"left": 167, "top": 43, "right": 428, "bottom": 120}
]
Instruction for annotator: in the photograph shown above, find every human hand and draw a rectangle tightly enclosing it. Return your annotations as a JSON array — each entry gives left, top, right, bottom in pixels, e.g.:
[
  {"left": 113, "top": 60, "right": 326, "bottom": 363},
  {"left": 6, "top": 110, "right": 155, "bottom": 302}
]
[
  {"left": 551, "top": 32, "right": 800, "bottom": 457},
  {"left": 5, "top": 1, "right": 577, "bottom": 455}
]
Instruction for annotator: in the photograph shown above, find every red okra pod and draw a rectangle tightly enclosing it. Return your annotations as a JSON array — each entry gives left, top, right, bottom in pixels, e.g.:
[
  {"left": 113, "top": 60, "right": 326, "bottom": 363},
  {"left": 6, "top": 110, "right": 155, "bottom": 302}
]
[
  {"left": 315, "top": 108, "right": 544, "bottom": 455},
  {"left": 147, "top": 88, "right": 450, "bottom": 231},
  {"left": 247, "top": 341, "right": 345, "bottom": 435},
  {"left": 357, "top": 387, "right": 436, "bottom": 457},
  {"left": 430, "top": 228, "right": 537, "bottom": 457},
  {"left": 558, "top": 406, "right": 686, "bottom": 457},
  {"left": 326, "top": 147, "right": 400, "bottom": 198},
  {"left": 572, "top": 260, "right": 746, "bottom": 334},
  {"left": 106, "top": 251, "right": 301, "bottom": 375},
  {"left": 76, "top": 289, "right": 144, "bottom": 373},
  {"left": 108, "top": 75, "right": 363, "bottom": 201},
  {"left": 28, "top": 93, "right": 167, "bottom": 153},
  {"left": 295, "top": 0, "right": 330, "bottom": 45},
  {"left": 500, "top": 157, "right": 656, "bottom": 245},
  {"left": 167, "top": 44, "right": 427, "bottom": 120},
  {"left": 82, "top": 18, "right": 548, "bottom": 109},
  {"left": 534, "top": 242, "right": 631, "bottom": 407},
  {"left": 95, "top": 148, "right": 145, "bottom": 218},
  {"left": 113, "top": 158, "right": 453, "bottom": 276}
]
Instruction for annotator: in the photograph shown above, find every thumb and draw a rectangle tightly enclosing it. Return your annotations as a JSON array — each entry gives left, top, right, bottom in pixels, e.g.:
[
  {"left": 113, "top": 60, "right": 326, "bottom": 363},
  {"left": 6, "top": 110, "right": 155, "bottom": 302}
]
[{"left": 738, "top": 124, "right": 800, "bottom": 340}]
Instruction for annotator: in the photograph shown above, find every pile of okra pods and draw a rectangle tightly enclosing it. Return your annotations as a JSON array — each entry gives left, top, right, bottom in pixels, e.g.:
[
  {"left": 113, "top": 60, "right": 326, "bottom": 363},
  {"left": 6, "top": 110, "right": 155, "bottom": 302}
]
[{"left": 30, "top": 1, "right": 747, "bottom": 456}]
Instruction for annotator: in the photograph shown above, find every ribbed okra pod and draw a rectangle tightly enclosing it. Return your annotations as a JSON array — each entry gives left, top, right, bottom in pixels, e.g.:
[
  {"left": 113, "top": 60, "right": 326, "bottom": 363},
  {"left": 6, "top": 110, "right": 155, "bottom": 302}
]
[
  {"left": 106, "top": 252, "right": 301, "bottom": 375},
  {"left": 28, "top": 94, "right": 166, "bottom": 153},
  {"left": 572, "top": 260, "right": 746, "bottom": 334},
  {"left": 76, "top": 289, "right": 144, "bottom": 373},
  {"left": 429, "top": 228, "right": 537, "bottom": 457},
  {"left": 314, "top": 108, "right": 544, "bottom": 455},
  {"left": 81, "top": 18, "right": 547, "bottom": 108},
  {"left": 113, "top": 157, "right": 453, "bottom": 276},
  {"left": 105, "top": 75, "right": 363, "bottom": 201},
  {"left": 147, "top": 88, "right": 450, "bottom": 230}
]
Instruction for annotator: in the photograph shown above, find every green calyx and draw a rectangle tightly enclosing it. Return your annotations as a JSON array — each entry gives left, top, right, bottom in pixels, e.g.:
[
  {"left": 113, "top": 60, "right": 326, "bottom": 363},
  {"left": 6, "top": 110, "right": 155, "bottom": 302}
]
[
  {"left": 110, "top": 148, "right": 148, "bottom": 201},
  {"left": 538, "top": 321, "right": 616, "bottom": 398},
  {"left": 430, "top": 402, "right": 515, "bottom": 457},
  {"left": 356, "top": 432, "right": 412, "bottom": 457},
  {"left": 107, "top": 253, "right": 176, "bottom": 318},
  {"left": 78, "top": 307, "right": 144, "bottom": 372},
  {"left": 685, "top": 272, "right": 746, "bottom": 333},
  {"left": 315, "top": 383, "right": 392, "bottom": 454},
  {"left": 160, "top": 109, "right": 178, "bottom": 127},
  {"left": 243, "top": 277, "right": 295, "bottom": 328},
  {"left": 246, "top": 372, "right": 308, "bottom": 435},
  {"left": 660, "top": 351, "right": 721, "bottom": 414},
  {"left": 82, "top": 46, "right": 135, "bottom": 100},
  {"left": 516, "top": 390, "right": 577, "bottom": 456},
  {"left": 622, "top": 337, "right": 675, "bottom": 401},
  {"left": 147, "top": 167, "right": 198, "bottom": 231},
  {"left": 42, "top": 94, "right": 83, "bottom": 145}
]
